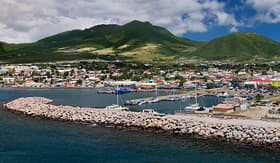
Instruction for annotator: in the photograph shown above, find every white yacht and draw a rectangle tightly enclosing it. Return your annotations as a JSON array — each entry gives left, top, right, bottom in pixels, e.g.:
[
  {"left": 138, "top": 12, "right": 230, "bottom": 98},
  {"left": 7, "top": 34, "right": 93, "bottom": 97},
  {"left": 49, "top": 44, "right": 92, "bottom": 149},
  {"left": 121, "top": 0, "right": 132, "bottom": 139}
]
[
  {"left": 106, "top": 104, "right": 129, "bottom": 111},
  {"left": 184, "top": 86, "right": 201, "bottom": 112},
  {"left": 184, "top": 104, "right": 201, "bottom": 112},
  {"left": 149, "top": 87, "right": 160, "bottom": 103},
  {"left": 106, "top": 85, "right": 129, "bottom": 111}
]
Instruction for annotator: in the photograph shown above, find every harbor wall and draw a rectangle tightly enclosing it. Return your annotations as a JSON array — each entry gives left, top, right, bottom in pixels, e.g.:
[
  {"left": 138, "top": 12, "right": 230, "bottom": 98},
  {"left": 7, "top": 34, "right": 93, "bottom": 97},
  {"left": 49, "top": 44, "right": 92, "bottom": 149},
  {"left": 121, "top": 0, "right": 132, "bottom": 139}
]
[{"left": 3, "top": 97, "right": 280, "bottom": 149}]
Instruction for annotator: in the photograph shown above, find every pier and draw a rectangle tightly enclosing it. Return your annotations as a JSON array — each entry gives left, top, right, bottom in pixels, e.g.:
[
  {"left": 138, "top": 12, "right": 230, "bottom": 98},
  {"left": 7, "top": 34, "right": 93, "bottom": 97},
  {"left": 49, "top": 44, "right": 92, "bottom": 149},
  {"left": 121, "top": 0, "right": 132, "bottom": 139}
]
[{"left": 124, "top": 88, "right": 220, "bottom": 105}]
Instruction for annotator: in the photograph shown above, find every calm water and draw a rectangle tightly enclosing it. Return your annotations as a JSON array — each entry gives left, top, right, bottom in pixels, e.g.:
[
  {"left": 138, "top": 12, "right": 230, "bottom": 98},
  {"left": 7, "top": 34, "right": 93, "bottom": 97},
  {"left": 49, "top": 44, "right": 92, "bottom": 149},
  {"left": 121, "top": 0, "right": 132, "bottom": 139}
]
[
  {"left": 0, "top": 88, "right": 222, "bottom": 114},
  {"left": 0, "top": 88, "right": 279, "bottom": 162}
]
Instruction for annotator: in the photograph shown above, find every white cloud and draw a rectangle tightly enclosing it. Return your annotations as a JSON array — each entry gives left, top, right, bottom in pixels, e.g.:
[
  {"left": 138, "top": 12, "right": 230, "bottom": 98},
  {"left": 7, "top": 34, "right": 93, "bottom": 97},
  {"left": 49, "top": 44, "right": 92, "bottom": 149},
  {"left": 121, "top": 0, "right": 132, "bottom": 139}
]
[
  {"left": 246, "top": 0, "right": 280, "bottom": 23},
  {"left": 230, "top": 26, "right": 238, "bottom": 33},
  {"left": 0, "top": 0, "right": 239, "bottom": 43}
]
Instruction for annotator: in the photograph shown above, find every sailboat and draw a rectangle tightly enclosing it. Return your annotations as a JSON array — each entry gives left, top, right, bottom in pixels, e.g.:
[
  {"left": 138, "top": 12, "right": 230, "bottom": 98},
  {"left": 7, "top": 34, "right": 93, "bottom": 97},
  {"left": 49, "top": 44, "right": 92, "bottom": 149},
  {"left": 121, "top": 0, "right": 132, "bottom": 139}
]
[
  {"left": 149, "top": 87, "right": 160, "bottom": 103},
  {"left": 184, "top": 85, "right": 201, "bottom": 113},
  {"left": 106, "top": 85, "right": 129, "bottom": 111}
]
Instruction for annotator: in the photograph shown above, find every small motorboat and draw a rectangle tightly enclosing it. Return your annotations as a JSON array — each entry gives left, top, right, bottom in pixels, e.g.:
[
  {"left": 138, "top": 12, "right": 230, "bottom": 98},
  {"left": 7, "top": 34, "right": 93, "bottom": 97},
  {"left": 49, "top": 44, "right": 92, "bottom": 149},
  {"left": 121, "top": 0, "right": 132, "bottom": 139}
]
[
  {"left": 138, "top": 100, "right": 146, "bottom": 105},
  {"left": 149, "top": 98, "right": 160, "bottom": 103},
  {"left": 142, "top": 109, "right": 164, "bottom": 116}
]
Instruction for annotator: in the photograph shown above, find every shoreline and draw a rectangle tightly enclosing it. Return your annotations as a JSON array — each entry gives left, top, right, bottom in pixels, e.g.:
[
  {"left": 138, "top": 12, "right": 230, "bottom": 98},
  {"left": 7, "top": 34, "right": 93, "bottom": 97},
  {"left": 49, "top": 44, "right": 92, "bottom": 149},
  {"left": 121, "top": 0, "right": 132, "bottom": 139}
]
[
  {"left": 0, "top": 87, "right": 184, "bottom": 92},
  {"left": 3, "top": 97, "right": 280, "bottom": 149}
]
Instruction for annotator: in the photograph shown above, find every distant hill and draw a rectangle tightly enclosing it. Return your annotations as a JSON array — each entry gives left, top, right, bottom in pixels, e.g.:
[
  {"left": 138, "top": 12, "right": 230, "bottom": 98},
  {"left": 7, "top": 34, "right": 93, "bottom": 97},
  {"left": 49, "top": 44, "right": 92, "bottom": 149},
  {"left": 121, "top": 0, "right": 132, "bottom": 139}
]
[
  {"left": 190, "top": 32, "right": 280, "bottom": 61},
  {"left": 1, "top": 21, "right": 280, "bottom": 63},
  {"left": 0, "top": 20, "right": 200, "bottom": 63},
  {"left": 0, "top": 42, "right": 5, "bottom": 54}
]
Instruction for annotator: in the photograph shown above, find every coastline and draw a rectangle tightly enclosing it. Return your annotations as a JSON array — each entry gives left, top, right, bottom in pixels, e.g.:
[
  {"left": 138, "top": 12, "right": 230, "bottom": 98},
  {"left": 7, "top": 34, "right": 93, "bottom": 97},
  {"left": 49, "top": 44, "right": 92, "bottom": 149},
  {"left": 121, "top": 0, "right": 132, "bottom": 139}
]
[
  {"left": 3, "top": 97, "right": 280, "bottom": 149},
  {"left": 0, "top": 87, "right": 186, "bottom": 93},
  {"left": 0, "top": 87, "right": 104, "bottom": 90}
]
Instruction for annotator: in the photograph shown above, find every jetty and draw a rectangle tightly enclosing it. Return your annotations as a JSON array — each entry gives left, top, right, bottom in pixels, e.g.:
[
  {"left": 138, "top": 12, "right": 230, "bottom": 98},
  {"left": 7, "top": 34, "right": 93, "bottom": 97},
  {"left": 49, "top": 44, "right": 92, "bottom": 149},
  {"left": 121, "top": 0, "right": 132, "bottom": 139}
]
[{"left": 3, "top": 97, "right": 280, "bottom": 149}]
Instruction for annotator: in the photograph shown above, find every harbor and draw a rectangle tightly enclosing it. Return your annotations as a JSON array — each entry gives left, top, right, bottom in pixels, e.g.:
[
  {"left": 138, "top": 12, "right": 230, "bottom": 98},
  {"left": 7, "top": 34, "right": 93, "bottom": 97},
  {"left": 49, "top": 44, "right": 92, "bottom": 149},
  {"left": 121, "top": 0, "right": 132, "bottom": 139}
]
[
  {"left": 124, "top": 88, "right": 220, "bottom": 105},
  {"left": 4, "top": 96, "right": 280, "bottom": 149},
  {"left": 2, "top": 88, "right": 280, "bottom": 162}
]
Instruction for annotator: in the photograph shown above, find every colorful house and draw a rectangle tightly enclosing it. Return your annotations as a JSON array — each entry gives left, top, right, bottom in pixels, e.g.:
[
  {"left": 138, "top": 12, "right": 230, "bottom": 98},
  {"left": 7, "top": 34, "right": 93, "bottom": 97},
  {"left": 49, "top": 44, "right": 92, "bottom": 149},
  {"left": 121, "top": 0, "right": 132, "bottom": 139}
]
[{"left": 272, "top": 78, "right": 280, "bottom": 87}]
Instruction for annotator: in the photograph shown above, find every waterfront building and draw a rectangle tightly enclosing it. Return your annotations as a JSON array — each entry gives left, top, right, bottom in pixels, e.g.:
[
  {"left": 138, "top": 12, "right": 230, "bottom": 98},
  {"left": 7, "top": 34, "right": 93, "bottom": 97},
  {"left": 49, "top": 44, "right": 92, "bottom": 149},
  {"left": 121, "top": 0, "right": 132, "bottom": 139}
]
[
  {"left": 213, "top": 104, "right": 234, "bottom": 113},
  {"left": 3, "top": 78, "right": 16, "bottom": 85}
]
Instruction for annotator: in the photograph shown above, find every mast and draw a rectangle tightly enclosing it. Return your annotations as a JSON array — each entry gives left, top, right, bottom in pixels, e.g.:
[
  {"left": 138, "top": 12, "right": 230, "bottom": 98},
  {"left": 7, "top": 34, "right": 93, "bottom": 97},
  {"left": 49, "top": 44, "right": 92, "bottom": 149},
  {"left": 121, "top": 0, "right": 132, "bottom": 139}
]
[
  {"left": 117, "top": 85, "right": 119, "bottom": 106},
  {"left": 156, "top": 86, "right": 157, "bottom": 98},
  {"left": 195, "top": 85, "right": 198, "bottom": 105}
]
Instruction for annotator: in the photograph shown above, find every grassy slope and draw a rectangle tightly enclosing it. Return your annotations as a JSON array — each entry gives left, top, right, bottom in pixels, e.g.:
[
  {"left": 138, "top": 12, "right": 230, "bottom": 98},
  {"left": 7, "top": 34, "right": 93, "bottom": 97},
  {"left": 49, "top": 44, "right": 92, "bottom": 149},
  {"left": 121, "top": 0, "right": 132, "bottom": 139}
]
[
  {"left": 0, "top": 20, "right": 200, "bottom": 63},
  {"left": 2, "top": 23, "right": 280, "bottom": 63},
  {"left": 190, "top": 32, "right": 280, "bottom": 61}
]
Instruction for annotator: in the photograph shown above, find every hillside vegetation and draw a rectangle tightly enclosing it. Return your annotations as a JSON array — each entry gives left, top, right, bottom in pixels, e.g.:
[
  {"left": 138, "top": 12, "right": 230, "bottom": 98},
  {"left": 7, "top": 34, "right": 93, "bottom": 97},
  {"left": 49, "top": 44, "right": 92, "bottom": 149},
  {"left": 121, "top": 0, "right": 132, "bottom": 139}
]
[
  {"left": 0, "top": 20, "right": 200, "bottom": 63},
  {"left": 0, "top": 21, "right": 280, "bottom": 63},
  {"left": 190, "top": 32, "right": 280, "bottom": 61}
]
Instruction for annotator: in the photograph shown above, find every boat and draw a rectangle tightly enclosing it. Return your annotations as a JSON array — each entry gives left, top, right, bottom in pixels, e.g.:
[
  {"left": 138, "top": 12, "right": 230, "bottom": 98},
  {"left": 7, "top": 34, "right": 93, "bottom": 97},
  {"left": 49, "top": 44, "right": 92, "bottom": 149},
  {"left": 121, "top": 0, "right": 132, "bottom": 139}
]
[
  {"left": 106, "top": 85, "right": 129, "bottom": 111},
  {"left": 167, "top": 96, "right": 180, "bottom": 101},
  {"left": 142, "top": 109, "right": 164, "bottom": 116},
  {"left": 149, "top": 87, "right": 160, "bottom": 103},
  {"left": 216, "top": 92, "right": 229, "bottom": 98},
  {"left": 149, "top": 98, "right": 160, "bottom": 103},
  {"left": 184, "top": 104, "right": 201, "bottom": 113},
  {"left": 105, "top": 104, "right": 129, "bottom": 111},
  {"left": 115, "top": 88, "right": 130, "bottom": 94},
  {"left": 183, "top": 85, "right": 201, "bottom": 113},
  {"left": 97, "top": 89, "right": 114, "bottom": 94},
  {"left": 142, "top": 109, "right": 157, "bottom": 113},
  {"left": 138, "top": 100, "right": 146, "bottom": 105}
]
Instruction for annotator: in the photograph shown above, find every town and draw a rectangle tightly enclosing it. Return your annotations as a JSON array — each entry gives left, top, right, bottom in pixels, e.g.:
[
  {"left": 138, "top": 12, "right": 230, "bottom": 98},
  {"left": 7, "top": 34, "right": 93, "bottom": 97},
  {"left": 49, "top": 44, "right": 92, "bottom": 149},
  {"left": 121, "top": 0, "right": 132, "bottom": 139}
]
[
  {"left": 2, "top": 61, "right": 280, "bottom": 117},
  {"left": 2, "top": 61, "right": 280, "bottom": 90}
]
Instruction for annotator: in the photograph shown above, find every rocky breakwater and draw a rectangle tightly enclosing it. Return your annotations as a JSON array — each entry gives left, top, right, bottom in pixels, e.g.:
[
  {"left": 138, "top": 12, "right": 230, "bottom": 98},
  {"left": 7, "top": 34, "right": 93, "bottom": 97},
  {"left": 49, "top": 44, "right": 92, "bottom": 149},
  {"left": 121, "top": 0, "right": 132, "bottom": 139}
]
[{"left": 3, "top": 97, "right": 280, "bottom": 149}]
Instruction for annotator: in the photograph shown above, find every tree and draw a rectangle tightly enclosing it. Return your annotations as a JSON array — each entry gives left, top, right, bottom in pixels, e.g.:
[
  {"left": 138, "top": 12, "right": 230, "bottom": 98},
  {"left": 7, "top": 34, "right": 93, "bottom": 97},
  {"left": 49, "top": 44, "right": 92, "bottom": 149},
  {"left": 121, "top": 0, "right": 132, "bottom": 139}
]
[
  {"left": 33, "top": 78, "right": 39, "bottom": 82},
  {"left": 63, "top": 71, "right": 69, "bottom": 78},
  {"left": 133, "top": 76, "right": 142, "bottom": 81},
  {"left": 46, "top": 72, "right": 52, "bottom": 78},
  {"left": 206, "top": 82, "right": 215, "bottom": 89},
  {"left": 100, "top": 76, "right": 106, "bottom": 81},
  {"left": 76, "top": 79, "right": 83, "bottom": 86},
  {"left": 71, "top": 69, "right": 74, "bottom": 76},
  {"left": 255, "top": 94, "right": 264, "bottom": 101},
  {"left": 143, "top": 73, "right": 151, "bottom": 79},
  {"left": 56, "top": 70, "right": 60, "bottom": 76}
]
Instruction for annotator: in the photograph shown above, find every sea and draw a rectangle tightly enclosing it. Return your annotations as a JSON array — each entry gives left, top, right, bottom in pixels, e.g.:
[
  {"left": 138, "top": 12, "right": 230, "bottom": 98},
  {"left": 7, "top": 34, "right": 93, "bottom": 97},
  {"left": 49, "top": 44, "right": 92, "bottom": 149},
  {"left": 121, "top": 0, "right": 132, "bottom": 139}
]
[{"left": 0, "top": 88, "right": 279, "bottom": 162}]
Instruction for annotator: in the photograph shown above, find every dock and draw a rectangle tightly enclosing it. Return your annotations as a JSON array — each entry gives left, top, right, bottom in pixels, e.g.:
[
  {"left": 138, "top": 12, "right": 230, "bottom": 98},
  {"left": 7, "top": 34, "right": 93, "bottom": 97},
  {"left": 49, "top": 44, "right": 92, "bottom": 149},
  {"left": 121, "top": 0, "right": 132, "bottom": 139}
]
[{"left": 124, "top": 88, "right": 220, "bottom": 105}]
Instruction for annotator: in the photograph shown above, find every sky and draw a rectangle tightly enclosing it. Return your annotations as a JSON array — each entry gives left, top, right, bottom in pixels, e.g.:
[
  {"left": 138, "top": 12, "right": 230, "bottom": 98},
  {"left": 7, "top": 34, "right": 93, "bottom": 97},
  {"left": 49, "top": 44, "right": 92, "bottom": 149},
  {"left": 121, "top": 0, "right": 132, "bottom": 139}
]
[{"left": 0, "top": 0, "right": 280, "bottom": 43}]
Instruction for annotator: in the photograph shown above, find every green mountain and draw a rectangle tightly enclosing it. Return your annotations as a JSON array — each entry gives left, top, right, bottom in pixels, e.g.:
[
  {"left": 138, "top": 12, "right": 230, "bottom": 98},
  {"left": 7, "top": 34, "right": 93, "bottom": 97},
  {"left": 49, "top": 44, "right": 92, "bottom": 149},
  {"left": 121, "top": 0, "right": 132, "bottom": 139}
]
[
  {"left": 190, "top": 32, "right": 280, "bottom": 61},
  {"left": 0, "top": 43, "right": 5, "bottom": 54},
  {"left": 0, "top": 20, "right": 199, "bottom": 63},
  {"left": 1, "top": 21, "right": 280, "bottom": 63}
]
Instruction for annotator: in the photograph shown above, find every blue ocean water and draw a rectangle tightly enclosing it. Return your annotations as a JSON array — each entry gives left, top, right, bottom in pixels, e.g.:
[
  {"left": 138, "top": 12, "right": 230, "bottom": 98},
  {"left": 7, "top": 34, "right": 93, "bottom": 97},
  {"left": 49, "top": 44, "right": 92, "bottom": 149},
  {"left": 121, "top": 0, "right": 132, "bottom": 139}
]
[{"left": 0, "top": 89, "right": 279, "bottom": 162}]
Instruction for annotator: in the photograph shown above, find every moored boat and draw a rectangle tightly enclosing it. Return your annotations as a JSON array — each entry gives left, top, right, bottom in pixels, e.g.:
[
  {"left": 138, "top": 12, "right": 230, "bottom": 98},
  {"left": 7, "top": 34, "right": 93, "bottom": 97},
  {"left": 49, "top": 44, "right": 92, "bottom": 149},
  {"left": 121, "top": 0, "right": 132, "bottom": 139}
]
[
  {"left": 106, "top": 85, "right": 129, "bottom": 111},
  {"left": 115, "top": 89, "right": 131, "bottom": 94},
  {"left": 138, "top": 100, "right": 146, "bottom": 105},
  {"left": 106, "top": 104, "right": 129, "bottom": 111},
  {"left": 142, "top": 109, "right": 164, "bottom": 116},
  {"left": 149, "top": 98, "right": 160, "bottom": 103}
]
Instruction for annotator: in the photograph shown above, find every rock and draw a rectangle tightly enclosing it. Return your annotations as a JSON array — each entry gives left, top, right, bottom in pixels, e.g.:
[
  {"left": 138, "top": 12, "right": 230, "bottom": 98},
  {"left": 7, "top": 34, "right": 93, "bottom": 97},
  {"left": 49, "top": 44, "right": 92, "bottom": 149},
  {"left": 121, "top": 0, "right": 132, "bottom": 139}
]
[{"left": 4, "top": 97, "right": 280, "bottom": 149}]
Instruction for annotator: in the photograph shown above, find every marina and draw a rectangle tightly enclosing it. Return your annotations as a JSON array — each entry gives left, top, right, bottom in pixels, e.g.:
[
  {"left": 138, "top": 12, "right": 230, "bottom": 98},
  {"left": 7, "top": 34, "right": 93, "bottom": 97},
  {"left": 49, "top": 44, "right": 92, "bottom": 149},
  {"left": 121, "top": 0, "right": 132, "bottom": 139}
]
[
  {"left": 2, "top": 1, "right": 280, "bottom": 161},
  {"left": 124, "top": 88, "right": 220, "bottom": 105},
  {"left": 1, "top": 88, "right": 280, "bottom": 162}
]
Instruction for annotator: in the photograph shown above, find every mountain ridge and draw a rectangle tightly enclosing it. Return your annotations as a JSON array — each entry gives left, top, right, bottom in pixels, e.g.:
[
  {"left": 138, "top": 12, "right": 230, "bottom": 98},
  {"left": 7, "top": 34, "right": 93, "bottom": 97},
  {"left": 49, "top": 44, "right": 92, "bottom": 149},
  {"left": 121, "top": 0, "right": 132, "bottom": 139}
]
[
  {"left": 189, "top": 32, "right": 280, "bottom": 61},
  {"left": 0, "top": 21, "right": 280, "bottom": 63}
]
